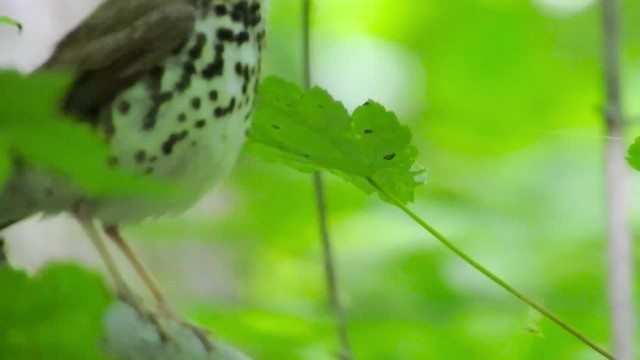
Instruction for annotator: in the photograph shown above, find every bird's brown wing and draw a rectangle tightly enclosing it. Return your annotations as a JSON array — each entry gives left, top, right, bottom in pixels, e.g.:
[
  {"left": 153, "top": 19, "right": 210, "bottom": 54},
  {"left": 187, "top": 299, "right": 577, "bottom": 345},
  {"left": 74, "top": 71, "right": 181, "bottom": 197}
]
[{"left": 43, "top": 0, "right": 196, "bottom": 121}]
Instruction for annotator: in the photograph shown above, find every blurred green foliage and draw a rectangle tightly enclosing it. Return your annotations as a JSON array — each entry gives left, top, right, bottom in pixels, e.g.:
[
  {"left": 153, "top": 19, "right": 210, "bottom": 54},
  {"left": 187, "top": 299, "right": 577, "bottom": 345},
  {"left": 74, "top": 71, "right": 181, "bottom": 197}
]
[
  {"left": 0, "top": 264, "right": 110, "bottom": 360},
  {"left": 0, "top": 71, "right": 170, "bottom": 196}
]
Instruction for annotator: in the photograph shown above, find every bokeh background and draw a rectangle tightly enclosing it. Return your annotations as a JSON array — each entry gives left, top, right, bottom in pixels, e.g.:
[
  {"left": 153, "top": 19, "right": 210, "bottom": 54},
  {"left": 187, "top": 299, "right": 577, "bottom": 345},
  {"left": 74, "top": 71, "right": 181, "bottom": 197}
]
[{"left": 1, "top": 0, "right": 640, "bottom": 358}]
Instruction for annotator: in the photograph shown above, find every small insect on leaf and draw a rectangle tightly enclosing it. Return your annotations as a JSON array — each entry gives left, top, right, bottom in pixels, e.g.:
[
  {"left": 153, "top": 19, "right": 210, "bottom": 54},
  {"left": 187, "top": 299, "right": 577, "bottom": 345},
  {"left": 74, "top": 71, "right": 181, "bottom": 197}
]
[
  {"left": 0, "top": 16, "right": 23, "bottom": 33},
  {"left": 247, "top": 76, "right": 424, "bottom": 205}
]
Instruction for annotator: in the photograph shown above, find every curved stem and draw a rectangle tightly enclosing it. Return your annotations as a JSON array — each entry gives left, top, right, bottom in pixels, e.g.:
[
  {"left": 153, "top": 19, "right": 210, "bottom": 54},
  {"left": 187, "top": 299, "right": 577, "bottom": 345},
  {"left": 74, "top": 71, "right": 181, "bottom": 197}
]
[{"left": 367, "top": 177, "right": 614, "bottom": 359}]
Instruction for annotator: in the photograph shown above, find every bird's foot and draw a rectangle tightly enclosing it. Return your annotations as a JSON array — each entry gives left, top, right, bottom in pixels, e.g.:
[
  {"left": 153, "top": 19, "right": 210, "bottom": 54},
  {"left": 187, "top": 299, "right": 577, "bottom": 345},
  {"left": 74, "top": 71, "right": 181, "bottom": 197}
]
[
  {"left": 157, "top": 300, "right": 215, "bottom": 352},
  {"left": 116, "top": 288, "right": 172, "bottom": 344}
]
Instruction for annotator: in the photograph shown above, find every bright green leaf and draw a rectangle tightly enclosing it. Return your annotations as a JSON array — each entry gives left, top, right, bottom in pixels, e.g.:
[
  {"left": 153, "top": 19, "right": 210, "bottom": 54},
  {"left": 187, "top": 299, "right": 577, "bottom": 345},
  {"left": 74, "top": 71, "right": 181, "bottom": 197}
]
[
  {"left": 247, "top": 77, "right": 424, "bottom": 204},
  {"left": 0, "top": 264, "right": 111, "bottom": 360}
]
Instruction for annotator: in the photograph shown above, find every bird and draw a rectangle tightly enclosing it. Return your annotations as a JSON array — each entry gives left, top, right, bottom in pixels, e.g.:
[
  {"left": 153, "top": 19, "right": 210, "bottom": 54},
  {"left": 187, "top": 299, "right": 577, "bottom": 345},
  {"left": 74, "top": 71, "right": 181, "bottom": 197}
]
[{"left": 0, "top": 0, "right": 266, "bottom": 350}]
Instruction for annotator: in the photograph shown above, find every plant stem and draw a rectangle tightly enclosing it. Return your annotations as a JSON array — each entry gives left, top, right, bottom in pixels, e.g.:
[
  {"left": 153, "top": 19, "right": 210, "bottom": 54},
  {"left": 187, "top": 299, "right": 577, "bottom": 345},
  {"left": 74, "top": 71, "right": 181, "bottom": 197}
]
[
  {"left": 302, "top": 1, "right": 354, "bottom": 359},
  {"left": 367, "top": 177, "right": 614, "bottom": 360},
  {"left": 601, "top": 1, "right": 635, "bottom": 359},
  {"left": 313, "top": 172, "right": 354, "bottom": 360}
]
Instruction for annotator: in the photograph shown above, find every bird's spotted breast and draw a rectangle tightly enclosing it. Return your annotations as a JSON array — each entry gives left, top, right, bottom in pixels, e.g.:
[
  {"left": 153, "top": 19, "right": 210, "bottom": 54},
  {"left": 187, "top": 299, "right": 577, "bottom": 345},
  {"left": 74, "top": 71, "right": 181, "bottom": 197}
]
[{"left": 97, "top": 0, "right": 265, "bottom": 224}]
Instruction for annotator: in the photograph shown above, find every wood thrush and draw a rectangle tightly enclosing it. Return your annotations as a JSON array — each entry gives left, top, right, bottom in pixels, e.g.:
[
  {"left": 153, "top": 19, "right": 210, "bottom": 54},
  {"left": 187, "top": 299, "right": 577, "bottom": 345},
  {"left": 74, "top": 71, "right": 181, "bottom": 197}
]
[{"left": 0, "top": 0, "right": 265, "bottom": 350}]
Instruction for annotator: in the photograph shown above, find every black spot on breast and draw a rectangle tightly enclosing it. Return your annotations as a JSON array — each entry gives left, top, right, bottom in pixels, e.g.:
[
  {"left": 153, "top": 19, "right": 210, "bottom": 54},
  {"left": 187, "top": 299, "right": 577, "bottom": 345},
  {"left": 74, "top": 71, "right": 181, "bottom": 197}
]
[
  {"left": 214, "top": 4, "right": 227, "bottom": 16},
  {"left": 191, "top": 97, "right": 201, "bottom": 110},
  {"left": 236, "top": 31, "right": 249, "bottom": 45},
  {"left": 188, "top": 32, "right": 207, "bottom": 60},
  {"left": 177, "top": 113, "right": 187, "bottom": 123},
  {"left": 156, "top": 92, "right": 173, "bottom": 103},
  {"left": 214, "top": 97, "right": 236, "bottom": 118},
  {"left": 175, "top": 62, "right": 196, "bottom": 92},
  {"left": 202, "top": 44, "right": 225, "bottom": 80},
  {"left": 143, "top": 91, "right": 173, "bottom": 130},
  {"left": 141, "top": 67, "right": 165, "bottom": 130},
  {"left": 134, "top": 150, "right": 147, "bottom": 163},
  {"left": 117, "top": 100, "right": 130, "bottom": 115},
  {"left": 195, "top": 119, "right": 206, "bottom": 128},
  {"left": 217, "top": 28, "right": 235, "bottom": 42},
  {"left": 161, "top": 130, "right": 189, "bottom": 155},
  {"left": 231, "top": 1, "right": 261, "bottom": 27},
  {"left": 209, "top": 90, "right": 218, "bottom": 101}
]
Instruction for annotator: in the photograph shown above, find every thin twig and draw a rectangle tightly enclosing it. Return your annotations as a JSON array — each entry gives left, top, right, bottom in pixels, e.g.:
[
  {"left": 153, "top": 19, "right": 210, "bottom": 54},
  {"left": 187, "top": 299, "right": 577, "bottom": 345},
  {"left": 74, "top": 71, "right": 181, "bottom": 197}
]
[
  {"left": 313, "top": 173, "right": 354, "bottom": 360},
  {"left": 302, "top": 1, "right": 354, "bottom": 359},
  {"left": 367, "top": 177, "right": 614, "bottom": 359},
  {"left": 601, "top": 1, "right": 636, "bottom": 359}
]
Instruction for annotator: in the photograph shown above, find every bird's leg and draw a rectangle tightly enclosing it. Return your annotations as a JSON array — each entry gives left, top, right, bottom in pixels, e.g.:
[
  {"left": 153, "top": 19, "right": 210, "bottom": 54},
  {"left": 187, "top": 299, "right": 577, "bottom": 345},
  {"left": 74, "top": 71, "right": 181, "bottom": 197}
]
[
  {"left": 103, "top": 225, "right": 214, "bottom": 352},
  {"left": 103, "top": 225, "right": 172, "bottom": 314},
  {"left": 75, "top": 212, "right": 129, "bottom": 299},
  {"left": 75, "top": 210, "right": 170, "bottom": 343}
]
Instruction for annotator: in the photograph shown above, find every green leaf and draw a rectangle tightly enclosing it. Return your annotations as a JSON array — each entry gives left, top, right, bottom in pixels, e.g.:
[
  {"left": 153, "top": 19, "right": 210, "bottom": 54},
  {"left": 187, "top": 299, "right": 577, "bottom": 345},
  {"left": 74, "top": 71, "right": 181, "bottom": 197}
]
[
  {"left": 0, "top": 70, "right": 171, "bottom": 196},
  {"left": 0, "top": 264, "right": 111, "bottom": 360},
  {"left": 627, "top": 137, "right": 640, "bottom": 171},
  {"left": 247, "top": 77, "right": 424, "bottom": 204},
  {"left": 0, "top": 16, "right": 22, "bottom": 32}
]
